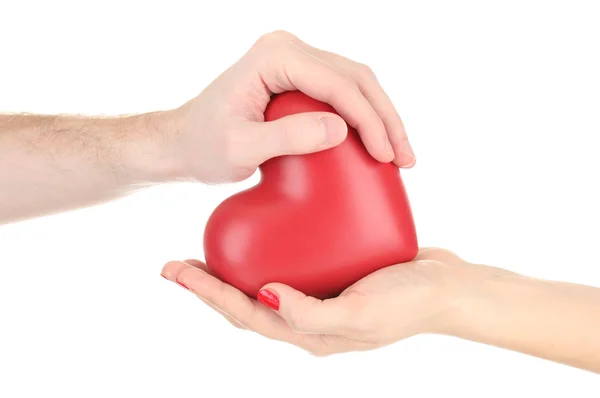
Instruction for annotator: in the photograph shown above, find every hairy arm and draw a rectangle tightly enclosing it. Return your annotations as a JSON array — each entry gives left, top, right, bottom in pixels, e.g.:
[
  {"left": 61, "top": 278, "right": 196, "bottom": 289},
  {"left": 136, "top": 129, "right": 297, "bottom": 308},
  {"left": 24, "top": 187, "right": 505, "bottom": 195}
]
[
  {"left": 0, "top": 32, "right": 417, "bottom": 225},
  {"left": 443, "top": 265, "right": 600, "bottom": 373},
  {"left": 0, "top": 112, "right": 179, "bottom": 224}
]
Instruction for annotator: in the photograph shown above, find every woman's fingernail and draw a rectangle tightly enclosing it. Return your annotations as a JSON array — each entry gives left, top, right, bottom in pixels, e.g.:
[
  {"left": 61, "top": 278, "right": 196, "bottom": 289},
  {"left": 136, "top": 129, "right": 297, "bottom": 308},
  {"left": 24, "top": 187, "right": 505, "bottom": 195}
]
[
  {"left": 257, "top": 289, "right": 280, "bottom": 310},
  {"left": 403, "top": 139, "right": 415, "bottom": 167},
  {"left": 385, "top": 140, "right": 395, "bottom": 160},
  {"left": 176, "top": 278, "right": 189, "bottom": 289},
  {"left": 161, "top": 274, "right": 168, "bottom": 280}
]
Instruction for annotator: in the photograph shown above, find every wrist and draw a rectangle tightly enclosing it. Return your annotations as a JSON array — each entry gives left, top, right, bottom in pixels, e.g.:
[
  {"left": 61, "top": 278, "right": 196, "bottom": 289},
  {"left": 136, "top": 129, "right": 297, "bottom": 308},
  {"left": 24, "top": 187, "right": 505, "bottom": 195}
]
[
  {"left": 427, "top": 261, "right": 524, "bottom": 337},
  {"left": 119, "top": 110, "right": 188, "bottom": 184}
]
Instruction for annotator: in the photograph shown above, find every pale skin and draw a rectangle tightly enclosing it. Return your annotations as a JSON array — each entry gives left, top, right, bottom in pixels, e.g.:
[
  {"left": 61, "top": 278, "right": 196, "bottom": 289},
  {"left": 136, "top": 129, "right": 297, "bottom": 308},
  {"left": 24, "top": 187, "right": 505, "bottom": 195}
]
[
  {"left": 1, "top": 31, "right": 599, "bottom": 374},
  {"left": 0, "top": 31, "right": 412, "bottom": 224},
  {"left": 162, "top": 250, "right": 600, "bottom": 374}
]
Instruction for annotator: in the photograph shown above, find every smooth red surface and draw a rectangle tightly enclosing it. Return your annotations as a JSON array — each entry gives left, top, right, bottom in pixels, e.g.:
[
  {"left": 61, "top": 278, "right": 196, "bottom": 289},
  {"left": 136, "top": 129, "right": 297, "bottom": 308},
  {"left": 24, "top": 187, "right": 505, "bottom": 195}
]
[{"left": 203, "top": 91, "right": 418, "bottom": 299}]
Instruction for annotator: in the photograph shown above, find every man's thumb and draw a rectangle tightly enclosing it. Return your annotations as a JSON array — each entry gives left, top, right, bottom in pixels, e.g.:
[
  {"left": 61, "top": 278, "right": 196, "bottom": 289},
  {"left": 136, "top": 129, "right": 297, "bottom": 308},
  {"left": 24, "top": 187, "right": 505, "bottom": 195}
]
[{"left": 248, "top": 112, "right": 347, "bottom": 164}]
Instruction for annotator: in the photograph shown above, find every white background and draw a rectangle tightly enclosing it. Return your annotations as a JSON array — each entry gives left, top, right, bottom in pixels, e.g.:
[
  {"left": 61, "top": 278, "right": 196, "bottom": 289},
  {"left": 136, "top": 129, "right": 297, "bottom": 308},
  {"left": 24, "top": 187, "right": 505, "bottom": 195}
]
[{"left": 1, "top": 0, "right": 599, "bottom": 396}]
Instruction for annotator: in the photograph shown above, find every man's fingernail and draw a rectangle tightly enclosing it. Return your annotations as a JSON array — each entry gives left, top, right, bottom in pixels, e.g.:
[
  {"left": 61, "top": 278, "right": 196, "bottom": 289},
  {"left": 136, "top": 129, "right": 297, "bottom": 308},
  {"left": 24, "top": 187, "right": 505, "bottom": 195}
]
[
  {"left": 403, "top": 139, "right": 415, "bottom": 167},
  {"left": 257, "top": 289, "right": 280, "bottom": 310},
  {"left": 321, "top": 116, "right": 346, "bottom": 146},
  {"left": 385, "top": 140, "right": 395, "bottom": 160}
]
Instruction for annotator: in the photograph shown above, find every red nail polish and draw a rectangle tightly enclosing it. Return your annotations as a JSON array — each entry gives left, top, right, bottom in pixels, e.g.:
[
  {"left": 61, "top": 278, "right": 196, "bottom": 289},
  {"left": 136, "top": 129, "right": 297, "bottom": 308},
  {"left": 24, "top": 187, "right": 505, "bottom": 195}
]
[
  {"left": 176, "top": 279, "right": 189, "bottom": 289},
  {"left": 257, "top": 289, "right": 279, "bottom": 310}
]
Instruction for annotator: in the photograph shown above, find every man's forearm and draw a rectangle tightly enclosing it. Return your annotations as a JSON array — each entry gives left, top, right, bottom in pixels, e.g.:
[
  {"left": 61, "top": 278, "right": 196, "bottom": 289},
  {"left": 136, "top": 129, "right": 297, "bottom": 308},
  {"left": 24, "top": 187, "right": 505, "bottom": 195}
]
[
  {"left": 0, "top": 112, "right": 179, "bottom": 224},
  {"left": 444, "top": 265, "right": 600, "bottom": 373}
]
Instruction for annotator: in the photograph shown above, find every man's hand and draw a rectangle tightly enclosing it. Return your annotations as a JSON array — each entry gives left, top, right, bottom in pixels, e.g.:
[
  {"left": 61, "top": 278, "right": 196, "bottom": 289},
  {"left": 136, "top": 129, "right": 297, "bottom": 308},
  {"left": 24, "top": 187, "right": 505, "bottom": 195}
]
[
  {"left": 0, "top": 30, "right": 414, "bottom": 224},
  {"left": 165, "top": 30, "right": 415, "bottom": 183}
]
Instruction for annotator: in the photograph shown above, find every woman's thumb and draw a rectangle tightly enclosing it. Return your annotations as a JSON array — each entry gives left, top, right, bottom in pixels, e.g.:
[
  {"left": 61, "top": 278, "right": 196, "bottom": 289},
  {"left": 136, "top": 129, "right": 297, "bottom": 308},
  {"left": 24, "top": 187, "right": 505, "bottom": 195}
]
[{"left": 256, "top": 283, "right": 349, "bottom": 335}]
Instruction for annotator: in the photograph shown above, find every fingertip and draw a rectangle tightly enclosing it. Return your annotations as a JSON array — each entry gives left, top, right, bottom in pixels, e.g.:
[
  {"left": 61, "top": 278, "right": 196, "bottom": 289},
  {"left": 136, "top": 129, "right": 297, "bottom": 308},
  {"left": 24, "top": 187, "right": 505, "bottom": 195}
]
[
  {"left": 175, "top": 266, "right": 209, "bottom": 290},
  {"left": 257, "top": 288, "right": 280, "bottom": 311},
  {"left": 260, "top": 282, "right": 303, "bottom": 299},
  {"left": 399, "top": 139, "right": 416, "bottom": 168},
  {"left": 260, "top": 282, "right": 288, "bottom": 291},
  {"left": 367, "top": 144, "right": 395, "bottom": 164},
  {"left": 161, "top": 260, "right": 184, "bottom": 281},
  {"left": 385, "top": 139, "right": 396, "bottom": 160},
  {"left": 394, "top": 153, "right": 416, "bottom": 168},
  {"left": 183, "top": 259, "right": 209, "bottom": 272},
  {"left": 161, "top": 260, "right": 196, "bottom": 282},
  {"left": 321, "top": 114, "right": 348, "bottom": 147},
  {"left": 359, "top": 129, "right": 396, "bottom": 164}
]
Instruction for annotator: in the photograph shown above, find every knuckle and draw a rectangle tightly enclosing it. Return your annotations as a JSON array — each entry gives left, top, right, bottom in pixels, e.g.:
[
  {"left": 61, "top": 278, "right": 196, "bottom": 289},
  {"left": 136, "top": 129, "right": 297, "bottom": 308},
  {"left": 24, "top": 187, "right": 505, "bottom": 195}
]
[
  {"left": 419, "top": 247, "right": 449, "bottom": 256},
  {"left": 308, "top": 349, "right": 331, "bottom": 358},
  {"left": 342, "top": 72, "right": 360, "bottom": 90},
  {"left": 412, "top": 259, "right": 452, "bottom": 277},
  {"left": 336, "top": 76, "right": 361, "bottom": 99},
  {"left": 252, "top": 34, "right": 277, "bottom": 52},
  {"left": 304, "top": 344, "right": 330, "bottom": 358},
  {"left": 414, "top": 258, "right": 443, "bottom": 267},
  {"left": 356, "top": 63, "right": 376, "bottom": 81},
  {"left": 253, "top": 30, "right": 295, "bottom": 50},
  {"left": 305, "top": 335, "right": 338, "bottom": 357},
  {"left": 269, "top": 30, "right": 297, "bottom": 41},
  {"left": 322, "top": 77, "right": 359, "bottom": 109},
  {"left": 416, "top": 248, "right": 463, "bottom": 264}
]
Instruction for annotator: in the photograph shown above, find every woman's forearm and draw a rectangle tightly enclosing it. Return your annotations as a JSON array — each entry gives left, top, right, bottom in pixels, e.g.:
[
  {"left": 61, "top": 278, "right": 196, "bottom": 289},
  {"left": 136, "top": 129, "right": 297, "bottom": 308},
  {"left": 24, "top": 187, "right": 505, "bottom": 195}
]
[
  {"left": 443, "top": 264, "right": 600, "bottom": 373},
  {"left": 0, "top": 112, "right": 178, "bottom": 224}
]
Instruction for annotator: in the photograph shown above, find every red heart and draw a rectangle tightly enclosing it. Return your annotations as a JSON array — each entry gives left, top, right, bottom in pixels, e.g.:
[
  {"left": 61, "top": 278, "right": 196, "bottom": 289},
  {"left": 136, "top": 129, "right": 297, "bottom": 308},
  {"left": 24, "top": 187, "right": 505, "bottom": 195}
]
[{"left": 204, "top": 91, "right": 418, "bottom": 299}]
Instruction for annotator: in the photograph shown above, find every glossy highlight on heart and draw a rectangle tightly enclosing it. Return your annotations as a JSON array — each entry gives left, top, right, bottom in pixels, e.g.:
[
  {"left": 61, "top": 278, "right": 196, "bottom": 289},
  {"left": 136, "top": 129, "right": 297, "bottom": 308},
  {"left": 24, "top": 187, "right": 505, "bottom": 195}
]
[{"left": 203, "top": 91, "right": 418, "bottom": 299}]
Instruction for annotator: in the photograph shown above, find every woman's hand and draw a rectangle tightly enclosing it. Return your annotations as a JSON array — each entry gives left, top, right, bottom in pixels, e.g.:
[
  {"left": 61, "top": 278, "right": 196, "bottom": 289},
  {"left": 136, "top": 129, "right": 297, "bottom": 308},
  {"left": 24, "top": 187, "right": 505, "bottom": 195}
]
[
  {"left": 161, "top": 247, "right": 600, "bottom": 373},
  {"left": 160, "top": 248, "right": 467, "bottom": 356},
  {"left": 161, "top": 30, "right": 415, "bottom": 184}
]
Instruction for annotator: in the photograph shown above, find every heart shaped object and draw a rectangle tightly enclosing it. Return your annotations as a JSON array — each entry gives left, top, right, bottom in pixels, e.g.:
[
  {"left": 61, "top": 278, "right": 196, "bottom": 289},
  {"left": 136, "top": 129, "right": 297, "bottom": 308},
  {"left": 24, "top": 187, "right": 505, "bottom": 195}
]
[{"left": 203, "top": 91, "right": 418, "bottom": 299}]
